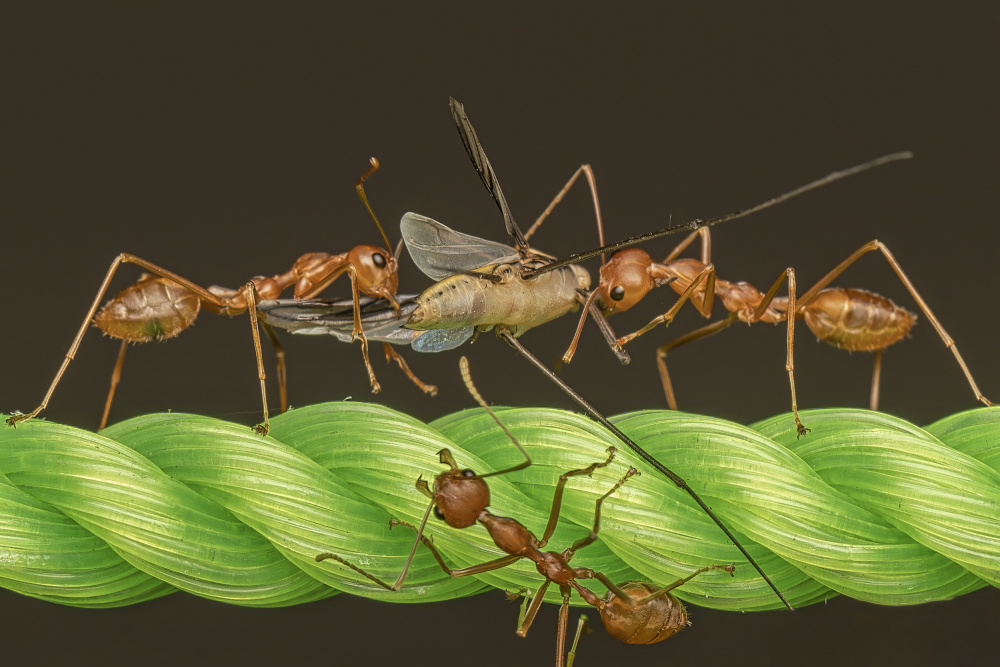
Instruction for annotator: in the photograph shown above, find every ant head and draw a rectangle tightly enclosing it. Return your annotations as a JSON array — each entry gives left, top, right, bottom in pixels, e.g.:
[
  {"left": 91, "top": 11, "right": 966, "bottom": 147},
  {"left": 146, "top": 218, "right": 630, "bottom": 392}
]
[
  {"left": 600, "top": 581, "right": 688, "bottom": 644},
  {"left": 348, "top": 244, "right": 399, "bottom": 298},
  {"left": 597, "top": 248, "right": 656, "bottom": 313},
  {"left": 428, "top": 448, "right": 490, "bottom": 529}
]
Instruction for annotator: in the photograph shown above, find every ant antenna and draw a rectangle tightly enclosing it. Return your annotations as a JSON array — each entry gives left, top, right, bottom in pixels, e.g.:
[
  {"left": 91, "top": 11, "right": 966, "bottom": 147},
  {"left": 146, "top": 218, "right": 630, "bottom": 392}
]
[
  {"left": 459, "top": 356, "right": 532, "bottom": 478},
  {"left": 355, "top": 156, "right": 395, "bottom": 252}
]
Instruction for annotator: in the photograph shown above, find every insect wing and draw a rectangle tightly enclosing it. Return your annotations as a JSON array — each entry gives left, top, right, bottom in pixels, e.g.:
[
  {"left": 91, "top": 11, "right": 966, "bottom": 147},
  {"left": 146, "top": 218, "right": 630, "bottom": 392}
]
[
  {"left": 410, "top": 326, "right": 475, "bottom": 352},
  {"left": 400, "top": 212, "right": 520, "bottom": 280},
  {"left": 256, "top": 296, "right": 420, "bottom": 343}
]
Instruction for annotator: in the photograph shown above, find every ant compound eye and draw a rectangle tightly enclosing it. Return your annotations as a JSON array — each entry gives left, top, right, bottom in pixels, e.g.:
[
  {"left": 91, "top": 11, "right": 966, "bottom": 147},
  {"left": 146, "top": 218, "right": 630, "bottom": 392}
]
[
  {"left": 434, "top": 506, "right": 445, "bottom": 520},
  {"left": 610, "top": 285, "right": 626, "bottom": 301},
  {"left": 372, "top": 253, "right": 387, "bottom": 269},
  {"left": 462, "top": 469, "right": 477, "bottom": 478}
]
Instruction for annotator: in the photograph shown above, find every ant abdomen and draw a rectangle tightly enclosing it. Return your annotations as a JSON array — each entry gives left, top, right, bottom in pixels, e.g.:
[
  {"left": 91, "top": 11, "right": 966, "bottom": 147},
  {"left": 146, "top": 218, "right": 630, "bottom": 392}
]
[
  {"left": 803, "top": 287, "right": 916, "bottom": 351},
  {"left": 600, "top": 582, "right": 688, "bottom": 644},
  {"left": 94, "top": 274, "right": 200, "bottom": 343}
]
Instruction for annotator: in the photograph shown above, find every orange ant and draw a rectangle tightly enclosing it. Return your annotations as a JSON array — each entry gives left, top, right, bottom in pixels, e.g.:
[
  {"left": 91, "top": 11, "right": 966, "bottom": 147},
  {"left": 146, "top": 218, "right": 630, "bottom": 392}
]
[
  {"left": 6, "top": 158, "right": 434, "bottom": 434},
  {"left": 315, "top": 357, "right": 735, "bottom": 666},
  {"left": 536, "top": 162, "right": 991, "bottom": 435}
]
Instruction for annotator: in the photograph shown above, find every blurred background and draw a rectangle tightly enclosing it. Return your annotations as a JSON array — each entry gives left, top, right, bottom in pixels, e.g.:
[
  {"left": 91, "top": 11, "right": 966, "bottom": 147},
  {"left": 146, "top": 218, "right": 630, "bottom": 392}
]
[{"left": 2, "top": 2, "right": 997, "bottom": 665}]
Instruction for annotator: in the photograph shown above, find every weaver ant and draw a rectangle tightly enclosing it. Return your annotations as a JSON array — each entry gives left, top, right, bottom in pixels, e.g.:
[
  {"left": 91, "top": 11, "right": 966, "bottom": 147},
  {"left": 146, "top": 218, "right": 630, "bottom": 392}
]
[
  {"left": 315, "top": 357, "right": 735, "bottom": 666},
  {"left": 6, "top": 158, "right": 434, "bottom": 434},
  {"left": 542, "top": 168, "right": 990, "bottom": 435}
]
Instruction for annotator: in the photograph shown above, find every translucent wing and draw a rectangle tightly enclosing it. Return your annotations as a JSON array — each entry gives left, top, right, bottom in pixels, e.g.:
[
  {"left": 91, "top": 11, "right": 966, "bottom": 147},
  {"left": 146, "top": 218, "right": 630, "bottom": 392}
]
[
  {"left": 400, "top": 212, "right": 520, "bottom": 280},
  {"left": 256, "top": 295, "right": 474, "bottom": 351}
]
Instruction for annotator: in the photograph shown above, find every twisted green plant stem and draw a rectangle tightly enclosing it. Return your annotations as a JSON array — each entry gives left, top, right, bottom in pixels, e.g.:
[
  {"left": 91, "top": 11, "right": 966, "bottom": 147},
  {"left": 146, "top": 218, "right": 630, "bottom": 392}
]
[{"left": 1, "top": 405, "right": 998, "bottom": 610}]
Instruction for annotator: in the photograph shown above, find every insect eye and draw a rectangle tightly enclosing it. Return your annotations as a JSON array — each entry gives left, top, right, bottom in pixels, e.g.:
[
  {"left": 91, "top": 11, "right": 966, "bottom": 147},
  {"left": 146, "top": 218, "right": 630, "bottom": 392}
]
[
  {"left": 461, "top": 469, "right": 476, "bottom": 478},
  {"left": 372, "top": 252, "right": 387, "bottom": 269},
  {"left": 434, "top": 506, "right": 445, "bottom": 520},
  {"left": 610, "top": 286, "right": 626, "bottom": 301}
]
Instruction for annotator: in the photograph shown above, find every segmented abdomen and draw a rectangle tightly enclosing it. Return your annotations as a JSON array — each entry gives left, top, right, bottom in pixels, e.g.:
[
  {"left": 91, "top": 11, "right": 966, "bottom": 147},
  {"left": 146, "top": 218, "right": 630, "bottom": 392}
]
[
  {"left": 94, "top": 275, "right": 201, "bottom": 342},
  {"left": 803, "top": 288, "right": 916, "bottom": 351}
]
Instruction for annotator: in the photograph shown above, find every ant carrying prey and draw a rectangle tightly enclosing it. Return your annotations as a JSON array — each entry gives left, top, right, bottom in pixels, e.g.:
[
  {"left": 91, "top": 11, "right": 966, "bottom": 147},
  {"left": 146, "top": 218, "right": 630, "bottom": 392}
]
[
  {"left": 315, "top": 357, "right": 735, "bottom": 666},
  {"left": 7, "top": 158, "right": 434, "bottom": 434}
]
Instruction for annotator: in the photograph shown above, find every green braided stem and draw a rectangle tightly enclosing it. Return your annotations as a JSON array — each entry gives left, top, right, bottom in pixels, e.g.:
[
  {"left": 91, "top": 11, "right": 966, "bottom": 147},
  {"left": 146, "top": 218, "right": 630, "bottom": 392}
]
[{"left": 1, "top": 405, "right": 998, "bottom": 611}]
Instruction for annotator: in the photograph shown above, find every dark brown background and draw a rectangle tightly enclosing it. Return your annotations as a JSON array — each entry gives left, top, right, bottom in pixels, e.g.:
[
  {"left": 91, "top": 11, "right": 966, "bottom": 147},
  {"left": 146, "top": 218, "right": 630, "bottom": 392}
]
[{"left": 2, "top": 3, "right": 997, "bottom": 665}]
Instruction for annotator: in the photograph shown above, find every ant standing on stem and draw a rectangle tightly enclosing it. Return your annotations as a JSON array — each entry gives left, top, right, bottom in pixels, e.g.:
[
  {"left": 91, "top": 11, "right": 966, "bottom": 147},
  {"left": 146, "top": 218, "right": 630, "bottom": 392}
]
[
  {"left": 556, "top": 174, "right": 992, "bottom": 436},
  {"left": 315, "top": 357, "right": 735, "bottom": 666},
  {"left": 7, "top": 158, "right": 435, "bottom": 434}
]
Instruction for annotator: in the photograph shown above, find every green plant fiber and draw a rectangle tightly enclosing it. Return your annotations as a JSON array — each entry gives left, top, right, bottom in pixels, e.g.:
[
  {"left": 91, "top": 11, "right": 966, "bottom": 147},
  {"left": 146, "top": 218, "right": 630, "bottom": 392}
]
[{"left": 1, "top": 405, "right": 997, "bottom": 611}]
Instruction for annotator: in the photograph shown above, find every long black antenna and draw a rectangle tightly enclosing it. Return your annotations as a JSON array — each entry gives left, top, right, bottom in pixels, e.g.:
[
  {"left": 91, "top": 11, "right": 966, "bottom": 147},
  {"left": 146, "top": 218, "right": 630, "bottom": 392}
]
[
  {"left": 528, "top": 151, "right": 913, "bottom": 277},
  {"left": 499, "top": 330, "right": 794, "bottom": 611}
]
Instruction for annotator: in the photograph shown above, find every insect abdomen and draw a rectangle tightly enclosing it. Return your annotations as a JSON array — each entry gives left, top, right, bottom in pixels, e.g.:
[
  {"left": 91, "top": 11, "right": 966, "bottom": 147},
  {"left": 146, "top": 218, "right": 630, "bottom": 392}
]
[
  {"left": 803, "top": 287, "right": 916, "bottom": 351},
  {"left": 94, "top": 275, "right": 201, "bottom": 342},
  {"left": 408, "top": 266, "right": 588, "bottom": 335}
]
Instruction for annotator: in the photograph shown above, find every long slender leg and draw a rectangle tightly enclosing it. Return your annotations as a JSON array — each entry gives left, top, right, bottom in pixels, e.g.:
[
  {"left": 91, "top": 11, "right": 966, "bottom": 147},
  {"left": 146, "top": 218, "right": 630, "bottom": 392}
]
[
  {"left": 741, "top": 266, "right": 808, "bottom": 436},
  {"left": 7, "top": 253, "right": 241, "bottom": 428},
  {"left": 555, "top": 588, "right": 572, "bottom": 667},
  {"left": 870, "top": 348, "right": 883, "bottom": 410},
  {"left": 615, "top": 263, "right": 718, "bottom": 347},
  {"left": 537, "top": 448, "right": 617, "bottom": 548},
  {"left": 388, "top": 519, "right": 522, "bottom": 579},
  {"left": 796, "top": 240, "right": 991, "bottom": 407},
  {"left": 661, "top": 226, "right": 712, "bottom": 265},
  {"left": 243, "top": 281, "right": 271, "bottom": 436},
  {"left": 382, "top": 343, "right": 438, "bottom": 396},
  {"left": 656, "top": 313, "right": 738, "bottom": 410},
  {"left": 524, "top": 165, "right": 606, "bottom": 260},
  {"left": 260, "top": 321, "right": 288, "bottom": 413},
  {"left": 636, "top": 563, "right": 735, "bottom": 604},
  {"left": 498, "top": 330, "right": 793, "bottom": 611},
  {"left": 516, "top": 580, "right": 552, "bottom": 638},
  {"left": 347, "top": 268, "right": 381, "bottom": 394},
  {"left": 565, "top": 467, "right": 638, "bottom": 558},
  {"left": 99, "top": 340, "right": 129, "bottom": 430}
]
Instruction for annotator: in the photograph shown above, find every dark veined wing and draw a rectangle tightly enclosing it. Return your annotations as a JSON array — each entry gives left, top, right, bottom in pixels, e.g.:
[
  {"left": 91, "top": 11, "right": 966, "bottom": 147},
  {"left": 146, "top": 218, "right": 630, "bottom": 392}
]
[
  {"left": 400, "top": 212, "right": 520, "bottom": 280},
  {"left": 449, "top": 97, "right": 528, "bottom": 255},
  {"left": 256, "top": 295, "right": 474, "bottom": 352}
]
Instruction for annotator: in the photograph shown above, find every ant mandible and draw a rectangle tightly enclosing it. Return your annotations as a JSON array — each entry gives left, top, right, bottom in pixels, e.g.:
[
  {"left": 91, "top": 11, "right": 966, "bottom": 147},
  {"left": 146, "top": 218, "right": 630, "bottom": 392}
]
[
  {"left": 315, "top": 357, "right": 734, "bottom": 666},
  {"left": 7, "top": 158, "right": 435, "bottom": 434}
]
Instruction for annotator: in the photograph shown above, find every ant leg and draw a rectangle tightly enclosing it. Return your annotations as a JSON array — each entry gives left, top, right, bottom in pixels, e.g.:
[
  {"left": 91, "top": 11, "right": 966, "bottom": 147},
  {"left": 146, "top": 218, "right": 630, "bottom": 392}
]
[
  {"left": 565, "top": 467, "right": 638, "bottom": 558},
  {"left": 524, "top": 165, "right": 606, "bottom": 258},
  {"left": 347, "top": 268, "right": 381, "bottom": 394},
  {"left": 244, "top": 281, "right": 271, "bottom": 436},
  {"left": 748, "top": 267, "right": 809, "bottom": 436},
  {"left": 615, "top": 264, "right": 717, "bottom": 347},
  {"left": 99, "top": 340, "right": 129, "bottom": 430},
  {"left": 555, "top": 588, "right": 572, "bottom": 667},
  {"left": 314, "top": 552, "right": 397, "bottom": 591},
  {"left": 661, "top": 226, "right": 712, "bottom": 265},
  {"left": 388, "top": 518, "right": 523, "bottom": 579},
  {"left": 635, "top": 563, "right": 736, "bottom": 604},
  {"left": 566, "top": 614, "right": 590, "bottom": 667},
  {"left": 870, "top": 348, "right": 883, "bottom": 410},
  {"left": 537, "top": 448, "right": 618, "bottom": 548},
  {"left": 382, "top": 343, "right": 438, "bottom": 396},
  {"left": 7, "top": 253, "right": 237, "bottom": 428},
  {"left": 515, "top": 580, "right": 552, "bottom": 638},
  {"left": 797, "top": 240, "right": 991, "bottom": 407},
  {"left": 656, "top": 313, "right": 738, "bottom": 410},
  {"left": 260, "top": 322, "right": 288, "bottom": 413}
]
